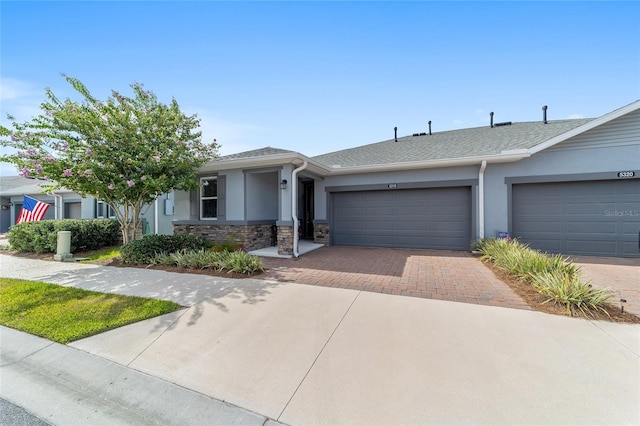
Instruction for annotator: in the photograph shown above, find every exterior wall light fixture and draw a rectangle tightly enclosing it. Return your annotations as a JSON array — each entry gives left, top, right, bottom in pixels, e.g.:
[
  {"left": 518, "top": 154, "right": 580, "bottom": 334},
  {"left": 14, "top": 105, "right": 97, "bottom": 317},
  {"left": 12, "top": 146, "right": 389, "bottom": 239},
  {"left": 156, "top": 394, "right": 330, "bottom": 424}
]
[{"left": 280, "top": 179, "right": 287, "bottom": 190}]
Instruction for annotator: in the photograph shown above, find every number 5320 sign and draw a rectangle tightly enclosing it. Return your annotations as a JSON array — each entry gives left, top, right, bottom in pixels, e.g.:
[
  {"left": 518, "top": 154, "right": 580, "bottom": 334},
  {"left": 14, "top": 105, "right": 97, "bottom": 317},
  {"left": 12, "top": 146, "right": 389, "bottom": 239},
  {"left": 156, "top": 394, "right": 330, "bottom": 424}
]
[{"left": 618, "top": 171, "right": 635, "bottom": 178}]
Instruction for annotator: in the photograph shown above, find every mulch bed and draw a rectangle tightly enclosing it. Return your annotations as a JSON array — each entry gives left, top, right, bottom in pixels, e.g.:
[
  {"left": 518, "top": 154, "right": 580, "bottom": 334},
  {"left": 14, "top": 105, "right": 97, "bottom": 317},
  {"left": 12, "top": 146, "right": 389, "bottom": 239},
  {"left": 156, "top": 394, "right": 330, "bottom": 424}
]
[{"left": 4, "top": 247, "right": 639, "bottom": 324}]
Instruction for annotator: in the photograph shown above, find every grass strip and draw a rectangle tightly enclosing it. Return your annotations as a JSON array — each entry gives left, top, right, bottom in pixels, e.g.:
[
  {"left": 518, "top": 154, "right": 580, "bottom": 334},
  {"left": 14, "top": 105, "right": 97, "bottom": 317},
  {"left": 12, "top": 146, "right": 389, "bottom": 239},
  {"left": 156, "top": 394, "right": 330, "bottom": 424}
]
[{"left": 0, "top": 278, "right": 182, "bottom": 343}]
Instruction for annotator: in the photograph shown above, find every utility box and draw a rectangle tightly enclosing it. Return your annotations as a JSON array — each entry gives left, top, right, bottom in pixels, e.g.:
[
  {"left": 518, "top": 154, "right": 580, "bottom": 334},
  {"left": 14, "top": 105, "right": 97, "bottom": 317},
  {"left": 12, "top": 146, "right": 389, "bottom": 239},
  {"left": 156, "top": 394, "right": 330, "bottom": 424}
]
[{"left": 54, "top": 231, "right": 74, "bottom": 262}]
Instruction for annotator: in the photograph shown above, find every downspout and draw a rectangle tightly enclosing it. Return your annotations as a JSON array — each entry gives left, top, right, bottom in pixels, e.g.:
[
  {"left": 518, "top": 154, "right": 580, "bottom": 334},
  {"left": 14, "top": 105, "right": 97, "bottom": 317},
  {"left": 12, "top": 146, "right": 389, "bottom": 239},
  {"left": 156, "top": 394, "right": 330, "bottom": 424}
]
[
  {"left": 52, "top": 192, "right": 63, "bottom": 219},
  {"left": 154, "top": 198, "right": 159, "bottom": 234},
  {"left": 478, "top": 160, "right": 487, "bottom": 240},
  {"left": 291, "top": 160, "right": 308, "bottom": 257}
]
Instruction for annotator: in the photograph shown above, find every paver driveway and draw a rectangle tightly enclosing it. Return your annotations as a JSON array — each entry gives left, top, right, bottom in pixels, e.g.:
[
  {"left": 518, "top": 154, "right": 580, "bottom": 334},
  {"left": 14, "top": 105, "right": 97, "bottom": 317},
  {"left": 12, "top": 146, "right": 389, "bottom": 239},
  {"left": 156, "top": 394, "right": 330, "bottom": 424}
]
[{"left": 260, "top": 246, "right": 530, "bottom": 310}]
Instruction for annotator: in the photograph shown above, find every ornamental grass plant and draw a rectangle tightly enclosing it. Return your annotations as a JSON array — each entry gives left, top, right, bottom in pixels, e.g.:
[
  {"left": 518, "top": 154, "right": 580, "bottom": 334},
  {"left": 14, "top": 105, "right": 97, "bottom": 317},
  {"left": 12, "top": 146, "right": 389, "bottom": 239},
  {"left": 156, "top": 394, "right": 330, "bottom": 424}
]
[
  {"left": 149, "top": 249, "right": 264, "bottom": 275},
  {"left": 531, "top": 271, "right": 612, "bottom": 317},
  {"left": 475, "top": 238, "right": 613, "bottom": 317}
]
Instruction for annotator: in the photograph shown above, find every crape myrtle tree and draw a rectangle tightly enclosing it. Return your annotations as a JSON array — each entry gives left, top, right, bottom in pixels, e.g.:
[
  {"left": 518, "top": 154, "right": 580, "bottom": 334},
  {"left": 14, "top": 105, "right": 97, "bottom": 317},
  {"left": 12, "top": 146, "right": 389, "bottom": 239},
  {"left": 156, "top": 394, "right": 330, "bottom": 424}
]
[{"left": 0, "top": 74, "right": 218, "bottom": 244}]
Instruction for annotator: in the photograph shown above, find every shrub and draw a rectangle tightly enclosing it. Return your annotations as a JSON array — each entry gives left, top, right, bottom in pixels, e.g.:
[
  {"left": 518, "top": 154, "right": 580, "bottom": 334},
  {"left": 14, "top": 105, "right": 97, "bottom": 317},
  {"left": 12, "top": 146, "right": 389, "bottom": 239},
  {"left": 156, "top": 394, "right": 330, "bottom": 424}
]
[
  {"left": 476, "top": 238, "right": 612, "bottom": 317},
  {"left": 119, "top": 234, "right": 212, "bottom": 264},
  {"left": 7, "top": 219, "right": 120, "bottom": 253},
  {"left": 475, "top": 238, "right": 578, "bottom": 282},
  {"left": 211, "top": 236, "right": 243, "bottom": 252},
  {"left": 149, "top": 249, "right": 264, "bottom": 274},
  {"left": 532, "top": 271, "right": 613, "bottom": 317}
]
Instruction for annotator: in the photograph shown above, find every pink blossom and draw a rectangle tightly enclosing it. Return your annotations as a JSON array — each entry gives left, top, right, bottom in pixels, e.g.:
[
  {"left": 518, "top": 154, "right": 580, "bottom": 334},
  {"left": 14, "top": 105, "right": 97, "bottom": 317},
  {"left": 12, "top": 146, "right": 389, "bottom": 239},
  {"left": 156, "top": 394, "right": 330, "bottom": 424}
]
[
  {"left": 127, "top": 180, "right": 135, "bottom": 187},
  {"left": 19, "top": 168, "right": 30, "bottom": 178},
  {"left": 153, "top": 155, "right": 160, "bottom": 162},
  {"left": 11, "top": 135, "right": 19, "bottom": 142},
  {"left": 140, "top": 175, "right": 147, "bottom": 181},
  {"left": 84, "top": 169, "right": 93, "bottom": 175},
  {"left": 35, "top": 166, "right": 43, "bottom": 175},
  {"left": 86, "top": 149, "right": 93, "bottom": 156},
  {"left": 108, "top": 183, "right": 115, "bottom": 190},
  {"left": 63, "top": 169, "right": 73, "bottom": 177},
  {"left": 45, "top": 156, "right": 54, "bottom": 163}
]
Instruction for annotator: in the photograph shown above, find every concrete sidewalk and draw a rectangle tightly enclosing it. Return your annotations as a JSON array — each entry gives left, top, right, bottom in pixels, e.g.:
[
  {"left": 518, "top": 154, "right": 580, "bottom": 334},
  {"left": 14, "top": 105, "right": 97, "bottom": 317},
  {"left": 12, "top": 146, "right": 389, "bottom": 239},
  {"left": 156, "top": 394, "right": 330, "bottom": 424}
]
[{"left": 1, "top": 254, "right": 639, "bottom": 425}]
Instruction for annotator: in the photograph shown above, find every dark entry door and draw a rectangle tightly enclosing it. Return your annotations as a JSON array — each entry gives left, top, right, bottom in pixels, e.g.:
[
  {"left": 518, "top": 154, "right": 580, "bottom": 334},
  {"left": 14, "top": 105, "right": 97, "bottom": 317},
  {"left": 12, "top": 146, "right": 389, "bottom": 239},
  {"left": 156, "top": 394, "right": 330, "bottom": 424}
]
[{"left": 302, "top": 181, "right": 314, "bottom": 239}]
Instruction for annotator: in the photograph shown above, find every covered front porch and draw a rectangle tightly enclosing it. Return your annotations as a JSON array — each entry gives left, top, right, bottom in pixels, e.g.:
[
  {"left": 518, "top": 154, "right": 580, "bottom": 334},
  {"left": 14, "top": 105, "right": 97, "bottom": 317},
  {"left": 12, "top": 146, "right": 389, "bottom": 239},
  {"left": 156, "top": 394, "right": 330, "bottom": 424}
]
[{"left": 172, "top": 148, "right": 331, "bottom": 258}]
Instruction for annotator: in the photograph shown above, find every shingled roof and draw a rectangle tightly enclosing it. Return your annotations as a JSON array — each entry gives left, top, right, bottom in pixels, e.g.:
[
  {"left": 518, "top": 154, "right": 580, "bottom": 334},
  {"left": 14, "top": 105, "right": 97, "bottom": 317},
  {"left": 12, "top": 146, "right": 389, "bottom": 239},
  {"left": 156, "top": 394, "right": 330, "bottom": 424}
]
[
  {"left": 312, "top": 118, "right": 594, "bottom": 168},
  {"left": 218, "top": 147, "right": 297, "bottom": 160}
]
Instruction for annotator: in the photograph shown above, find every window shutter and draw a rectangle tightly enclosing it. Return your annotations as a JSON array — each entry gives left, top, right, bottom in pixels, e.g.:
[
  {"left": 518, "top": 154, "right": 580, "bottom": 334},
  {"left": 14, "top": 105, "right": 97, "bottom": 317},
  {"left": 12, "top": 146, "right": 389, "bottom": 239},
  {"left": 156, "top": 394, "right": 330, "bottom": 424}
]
[
  {"left": 217, "top": 175, "right": 226, "bottom": 220},
  {"left": 189, "top": 189, "right": 198, "bottom": 220}
]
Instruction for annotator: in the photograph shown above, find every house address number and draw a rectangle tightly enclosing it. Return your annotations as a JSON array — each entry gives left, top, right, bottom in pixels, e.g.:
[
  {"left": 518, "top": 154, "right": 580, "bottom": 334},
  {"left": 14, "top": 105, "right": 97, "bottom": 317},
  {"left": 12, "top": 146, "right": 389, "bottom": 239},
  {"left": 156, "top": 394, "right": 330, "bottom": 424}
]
[{"left": 618, "top": 171, "right": 635, "bottom": 178}]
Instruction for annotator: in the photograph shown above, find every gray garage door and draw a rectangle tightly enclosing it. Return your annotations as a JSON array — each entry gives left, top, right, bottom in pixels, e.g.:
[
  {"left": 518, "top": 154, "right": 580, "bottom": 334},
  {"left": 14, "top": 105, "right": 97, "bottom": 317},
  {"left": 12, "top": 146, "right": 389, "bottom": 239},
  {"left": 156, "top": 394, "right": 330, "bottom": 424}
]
[
  {"left": 512, "top": 179, "right": 640, "bottom": 258},
  {"left": 332, "top": 187, "right": 471, "bottom": 250}
]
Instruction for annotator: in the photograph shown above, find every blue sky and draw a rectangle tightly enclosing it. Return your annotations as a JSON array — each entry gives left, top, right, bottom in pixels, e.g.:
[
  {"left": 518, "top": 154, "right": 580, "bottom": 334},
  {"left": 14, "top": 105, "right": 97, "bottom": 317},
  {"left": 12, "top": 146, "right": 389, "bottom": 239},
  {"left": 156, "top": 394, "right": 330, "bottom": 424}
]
[{"left": 1, "top": 1, "right": 639, "bottom": 176}]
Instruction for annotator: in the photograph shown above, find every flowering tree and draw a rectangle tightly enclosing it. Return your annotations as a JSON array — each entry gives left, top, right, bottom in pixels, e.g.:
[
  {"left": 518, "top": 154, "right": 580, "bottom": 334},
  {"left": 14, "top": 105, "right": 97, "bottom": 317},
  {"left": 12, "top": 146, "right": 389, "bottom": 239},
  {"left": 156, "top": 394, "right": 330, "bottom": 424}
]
[{"left": 0, "top": 75, "right": 218, "bottom": 244}]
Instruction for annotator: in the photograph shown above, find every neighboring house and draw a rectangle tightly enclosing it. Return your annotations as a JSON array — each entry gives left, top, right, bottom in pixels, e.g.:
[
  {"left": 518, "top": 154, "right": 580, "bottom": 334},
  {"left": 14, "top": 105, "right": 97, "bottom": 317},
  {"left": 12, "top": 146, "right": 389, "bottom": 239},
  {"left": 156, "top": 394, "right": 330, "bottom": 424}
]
[
  {"left": 0, "top": 176, "right": 176, "bottom": 235},
  {"left": 173, "top": 100, "right": 640, "bottom": 258}
]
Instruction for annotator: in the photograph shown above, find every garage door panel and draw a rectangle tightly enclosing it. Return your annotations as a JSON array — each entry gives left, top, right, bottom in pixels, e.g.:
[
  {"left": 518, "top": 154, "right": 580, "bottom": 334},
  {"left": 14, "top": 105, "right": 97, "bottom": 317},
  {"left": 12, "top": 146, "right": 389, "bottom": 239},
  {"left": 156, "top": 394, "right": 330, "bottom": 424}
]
[
  {"left": 567, "top": 222, "right": 616, "bottom": 234},
  {"left": 565, "top": 204, "right": 615, "bottom": 215},
  {"left": 516, "top": 222, "right": 564, "bottom": 233},
  {"left": 566, "top": 240, "right": 617, "bottom": 256},
  {"left": 515, "top": 203, "right": 564, "bottom": 215},
  {"left": 513, "top": 180, "right": 640, "bottom": 257},
  {"left": 333, "top": 187, "right": 471, "bottom": 250}
]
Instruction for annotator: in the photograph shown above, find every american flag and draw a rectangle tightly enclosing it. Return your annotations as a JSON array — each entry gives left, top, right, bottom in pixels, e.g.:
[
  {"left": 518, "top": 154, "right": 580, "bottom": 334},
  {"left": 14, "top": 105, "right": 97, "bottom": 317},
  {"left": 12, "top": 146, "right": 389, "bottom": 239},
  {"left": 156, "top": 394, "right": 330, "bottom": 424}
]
[{"left": 16, "top": 195, "right": 50, "bottom": 223}]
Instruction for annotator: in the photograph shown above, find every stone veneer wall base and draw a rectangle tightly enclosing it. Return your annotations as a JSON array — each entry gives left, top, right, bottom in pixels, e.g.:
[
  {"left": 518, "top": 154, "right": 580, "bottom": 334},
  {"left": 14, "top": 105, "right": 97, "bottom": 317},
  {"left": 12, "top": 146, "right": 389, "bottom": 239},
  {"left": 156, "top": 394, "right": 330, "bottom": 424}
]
[{"left": 174, "top": 224, "right": 275, "bottom": 251}]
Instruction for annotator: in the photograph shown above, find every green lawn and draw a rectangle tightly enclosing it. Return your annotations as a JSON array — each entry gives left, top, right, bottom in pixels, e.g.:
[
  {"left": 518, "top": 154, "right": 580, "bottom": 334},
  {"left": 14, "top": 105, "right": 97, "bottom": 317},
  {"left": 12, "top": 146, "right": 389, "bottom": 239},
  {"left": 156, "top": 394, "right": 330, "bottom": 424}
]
[
  {"left": 78, "top": 246, "right": 121, "bottom": 262},
  {"left": 0, "top": 278, "right": 182, "bottom": 343}
]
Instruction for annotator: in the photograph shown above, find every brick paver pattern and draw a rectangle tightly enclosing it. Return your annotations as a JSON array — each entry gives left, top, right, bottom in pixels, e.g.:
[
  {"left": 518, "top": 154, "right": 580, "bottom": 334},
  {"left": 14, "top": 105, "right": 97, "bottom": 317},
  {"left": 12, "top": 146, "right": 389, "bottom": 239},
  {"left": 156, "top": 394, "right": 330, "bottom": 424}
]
[
  {"left": 259, "top": 246, "right": 531, "bottom": 310},
  {"left": 571, "top": 256, "right": 640, "bottom": 316}
]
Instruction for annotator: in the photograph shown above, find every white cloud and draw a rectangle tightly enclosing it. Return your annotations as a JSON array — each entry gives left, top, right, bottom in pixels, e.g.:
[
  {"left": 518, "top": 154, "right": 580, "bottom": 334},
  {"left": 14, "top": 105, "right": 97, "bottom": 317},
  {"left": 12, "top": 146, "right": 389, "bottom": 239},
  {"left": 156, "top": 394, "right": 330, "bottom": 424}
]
[
  {"left": 184, "top": 107, "right": 273, "bottom": 156},
  {"left": 0, "top": 78, "right": 37, "bottom": 101},
  {"left": 0, "top": 78, "right": 44, "bottom": 125}
]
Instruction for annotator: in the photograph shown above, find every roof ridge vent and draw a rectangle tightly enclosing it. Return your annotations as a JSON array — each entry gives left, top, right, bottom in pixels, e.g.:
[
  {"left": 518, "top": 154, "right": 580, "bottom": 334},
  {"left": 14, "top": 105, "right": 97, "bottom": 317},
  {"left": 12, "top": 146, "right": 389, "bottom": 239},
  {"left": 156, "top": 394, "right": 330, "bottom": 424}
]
[{"left": 494, "top": 121, "right": 512, "bottom": 127}]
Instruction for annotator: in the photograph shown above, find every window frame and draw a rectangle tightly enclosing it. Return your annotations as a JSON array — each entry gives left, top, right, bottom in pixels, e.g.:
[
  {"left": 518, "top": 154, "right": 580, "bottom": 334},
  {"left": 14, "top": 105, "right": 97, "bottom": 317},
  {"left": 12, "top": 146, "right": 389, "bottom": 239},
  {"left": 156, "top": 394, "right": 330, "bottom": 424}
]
[
  {"left": 96, "top": 200, "right": 116, "bottom": 219},
  {"left": 200, "top": 176, "right": 218, "bottom": 220}
]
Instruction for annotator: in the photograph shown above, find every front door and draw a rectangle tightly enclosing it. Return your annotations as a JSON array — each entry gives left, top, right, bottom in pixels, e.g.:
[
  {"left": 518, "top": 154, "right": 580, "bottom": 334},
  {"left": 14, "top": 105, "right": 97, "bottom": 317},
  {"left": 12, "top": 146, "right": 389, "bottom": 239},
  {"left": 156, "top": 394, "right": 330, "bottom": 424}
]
[{"left": 302, "top": 181, "right": 314, "bottom": 239}]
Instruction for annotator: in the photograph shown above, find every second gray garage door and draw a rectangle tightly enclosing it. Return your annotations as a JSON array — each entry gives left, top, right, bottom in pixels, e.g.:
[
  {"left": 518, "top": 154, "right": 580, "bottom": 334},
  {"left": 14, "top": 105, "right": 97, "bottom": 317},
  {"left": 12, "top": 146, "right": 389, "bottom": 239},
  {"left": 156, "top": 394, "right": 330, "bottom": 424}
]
[
  {"left": 332, "top": 187, "right": 472, "bottom": 250},
  {"left": 512, "top": 179, "right": 640, "bottom": 258}
]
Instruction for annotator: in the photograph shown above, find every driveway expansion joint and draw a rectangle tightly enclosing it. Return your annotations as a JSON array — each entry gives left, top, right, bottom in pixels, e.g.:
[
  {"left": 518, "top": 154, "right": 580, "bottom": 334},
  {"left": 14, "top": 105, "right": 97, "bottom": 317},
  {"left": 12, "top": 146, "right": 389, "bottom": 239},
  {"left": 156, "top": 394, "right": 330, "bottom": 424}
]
[{"left": 277, "top": 291, "right": 362, "bottom": 421}]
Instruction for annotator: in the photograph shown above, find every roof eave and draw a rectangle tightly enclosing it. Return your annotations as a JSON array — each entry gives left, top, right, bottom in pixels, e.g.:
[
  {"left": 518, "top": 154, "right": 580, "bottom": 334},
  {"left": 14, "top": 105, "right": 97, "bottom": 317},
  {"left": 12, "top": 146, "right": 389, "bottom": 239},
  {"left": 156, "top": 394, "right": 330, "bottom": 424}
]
[{"left": 200, "top": 153, "right": 332, "bottom": 174}]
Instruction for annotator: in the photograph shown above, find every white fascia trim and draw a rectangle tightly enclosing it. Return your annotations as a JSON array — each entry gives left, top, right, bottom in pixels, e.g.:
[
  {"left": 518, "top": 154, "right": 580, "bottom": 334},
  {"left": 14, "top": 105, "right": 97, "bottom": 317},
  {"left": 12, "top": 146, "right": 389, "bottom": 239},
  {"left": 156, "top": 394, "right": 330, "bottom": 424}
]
[
  {"left": 325, "top": 152, "right": 531, "bottom": 175},
  {"left": 200, "top": 153, "right": 332, "bottom": 175},
  {"left": 528, "top": 99, "right": 640, "bottom": 155}
]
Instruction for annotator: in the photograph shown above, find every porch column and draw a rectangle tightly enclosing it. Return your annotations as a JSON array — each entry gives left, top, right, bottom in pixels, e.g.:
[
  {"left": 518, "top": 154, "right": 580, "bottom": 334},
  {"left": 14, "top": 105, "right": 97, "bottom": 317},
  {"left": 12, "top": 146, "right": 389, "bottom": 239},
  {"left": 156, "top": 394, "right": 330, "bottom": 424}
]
[{"left": 277, "top": 165, "right": 294, "bottom": 256}]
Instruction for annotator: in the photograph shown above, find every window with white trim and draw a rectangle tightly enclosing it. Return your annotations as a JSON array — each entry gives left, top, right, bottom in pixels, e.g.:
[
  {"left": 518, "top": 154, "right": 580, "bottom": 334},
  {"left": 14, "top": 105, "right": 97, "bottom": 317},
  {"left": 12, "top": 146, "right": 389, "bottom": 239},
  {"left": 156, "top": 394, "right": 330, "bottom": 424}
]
[
  {"left": 200, "top": 177, "right": 218, "bottom": 219},
  {"left": 96, "top": 201, "right": 116, "bottom": 218}
]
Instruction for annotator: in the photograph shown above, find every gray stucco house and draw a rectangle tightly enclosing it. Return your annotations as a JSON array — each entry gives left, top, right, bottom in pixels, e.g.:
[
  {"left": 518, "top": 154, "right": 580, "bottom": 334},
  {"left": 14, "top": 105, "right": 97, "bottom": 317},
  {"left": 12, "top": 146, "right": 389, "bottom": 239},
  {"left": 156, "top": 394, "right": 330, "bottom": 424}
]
[
  {"left": 0, "top": 176, "right": 176, "bottom": 235},
  {"left": 172, "top": 100, "right": 640, "bottom": 258}
]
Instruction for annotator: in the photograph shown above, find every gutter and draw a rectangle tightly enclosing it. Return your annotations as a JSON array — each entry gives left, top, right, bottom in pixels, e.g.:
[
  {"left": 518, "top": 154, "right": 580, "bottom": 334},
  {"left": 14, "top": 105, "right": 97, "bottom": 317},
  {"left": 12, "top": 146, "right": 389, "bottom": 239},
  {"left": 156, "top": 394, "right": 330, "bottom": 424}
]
[
  {"left": 291, "top": 160, "right": 308, "bottom": 257},
  {"left": 478, "top": 160, "right": 487, "bottom": 240}
]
